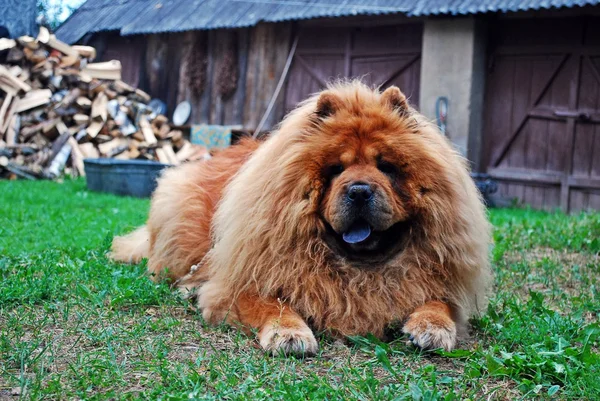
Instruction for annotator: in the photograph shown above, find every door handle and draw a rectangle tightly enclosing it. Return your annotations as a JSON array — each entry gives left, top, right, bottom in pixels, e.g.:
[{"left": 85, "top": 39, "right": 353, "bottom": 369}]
[{"left": 553, "top": 110, "right": 591, "bottom": 120}]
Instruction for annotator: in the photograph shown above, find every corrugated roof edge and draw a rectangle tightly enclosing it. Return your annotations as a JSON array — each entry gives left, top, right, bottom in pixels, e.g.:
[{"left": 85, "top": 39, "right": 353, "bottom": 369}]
[{"left": 56, "top": 0, "right": 600, "bottom": 43}]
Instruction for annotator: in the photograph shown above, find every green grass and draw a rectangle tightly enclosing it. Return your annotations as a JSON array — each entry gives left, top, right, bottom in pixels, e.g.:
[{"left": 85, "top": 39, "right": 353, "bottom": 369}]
[{"left": 0, "top": 179, "right": 598, "bottom": 400}]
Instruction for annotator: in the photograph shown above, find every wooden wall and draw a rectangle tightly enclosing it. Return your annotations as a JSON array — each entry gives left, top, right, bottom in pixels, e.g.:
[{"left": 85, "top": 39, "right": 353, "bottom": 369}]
[{"left": 92, "top": 23, "right": 293, "bottom": 131}]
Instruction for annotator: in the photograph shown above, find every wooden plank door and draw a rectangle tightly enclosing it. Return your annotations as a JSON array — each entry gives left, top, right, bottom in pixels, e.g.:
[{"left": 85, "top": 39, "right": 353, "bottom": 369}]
[
  {"left": 483, "top": 17, "right": 600, "bottom": 211},
  {"left": 284, "top": 23, "right": 422, "bottom": 113}
]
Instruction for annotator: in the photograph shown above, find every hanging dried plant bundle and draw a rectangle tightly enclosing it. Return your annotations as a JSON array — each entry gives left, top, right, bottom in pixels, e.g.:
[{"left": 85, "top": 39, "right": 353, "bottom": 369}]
[{"left": 215, "top": 34, "right": 238, "bottom": 99}]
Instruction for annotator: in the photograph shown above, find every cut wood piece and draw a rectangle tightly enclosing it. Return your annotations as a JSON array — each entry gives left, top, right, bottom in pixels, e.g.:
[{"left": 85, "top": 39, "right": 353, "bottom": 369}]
[
  {"left": 170, "top": 130, "right": 183, "bottom": 142},
  {"left": 56, "top": 120, "right": 69, "bottom": 136},
  {"left": 155, "top": 147, "right": 169, "bottom": 164},
  {"left": 17, "top": 35, "right": 38, "bottom": 50},
  {"left": 152, "top": 114, "right": 168, "bottom": 127},
  {"left": 86, "top": 121, "right": 104, "bottom": 138},
  {"left": 73, "top": 113, "right": 90, "bottom": 125},
  {"left": 41, "top": 118, "right": 60, "bottom": 135},
  {"left": 67, "top": 137, "right": 85, "bottom": 177},
  {"left": 37, "top": 27, "right": 79, "bottom": 58},
  {"left": 132, "top": 131, "right": 145, "bottom": 142},
  {"left": 0, "top": 80, "right": 17, "bottom": 96},
  {"left": 23, "top": 47, "right": 48, "bottom": 64},
  {"left": 82, "top": 60, "right": 122, "bottom": 80},
  {"left": 59, "top": 54, "right": 79, "bottom": 68},
  {"left": 98, "top": 137, "right": 128, "bottom": 156},
  {"left": 134, "top": 88, "right": 151, "bottom": 103},
  {"left": 113, "top": 80, "right": 134, "bottom": 93},
  {"left": 0, "top": 95, "right": 17, "bottom": 135},
  {"left": 91, "top": 92, "right": 108, "bottom": 122},
  {"left": 72, "top": 45, "right": 96, "bottom": 60},
  {"left": 139, "top": 117, "right": 157, "bottom": 145},
  {"left": 0, "top": 38, "right": 16, "bottom": 51},
  {"left": 15, "top": 89, "right": 52, "bottom": 112},
  {"left": 128, "top": 147, "right": 140, "bottom": 159},
  {"left": 156, "top": 124, "right": 171, "bottom": 139},
  {"left": 8, "top": 66, "right": 23, "bottom": 77},
  {"left": 5, "top": 115, "right": 19, "bottom": 145},
  {"left": 0, "top": 65, "right": 32, "bottom": 92},
  {"left": 175, "top": 142, "right": 208, "bottom": 162},
  {"left": 59, "top": 88, "right": 81, "bottom": 107},
  {"left": 79, "top": 142, "right": 100, "bottom": 159},
  {"left": 114, "top": 150, "right": 131, "bottom": 160},
  {"left": 36, "top": 26, "right": 51, "bottom": 44},
  {"left": 75, "top": 96, "right": 92, "bottom": 109},
  {"left": 79, "top": 72, "right": 92, "bottom": 83},
  {"left": 0, "top": 94, "right": 13, "bottom": 132},
  {"left": 161, "top": 144, "right": 179, "bottom": 165},
  {"left": 46, "top": 141, "right": 72, "bottom": 178}
]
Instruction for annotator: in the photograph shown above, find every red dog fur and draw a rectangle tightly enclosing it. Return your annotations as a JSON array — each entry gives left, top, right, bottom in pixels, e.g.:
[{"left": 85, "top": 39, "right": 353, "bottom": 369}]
[{"left": 111, "top": 81, "right": 492, "bottom": 355}]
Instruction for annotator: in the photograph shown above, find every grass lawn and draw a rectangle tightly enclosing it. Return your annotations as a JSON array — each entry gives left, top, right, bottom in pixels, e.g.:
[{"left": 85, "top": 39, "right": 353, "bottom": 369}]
[{"left": 0, "top": 179, "right": 599, "bottom": 400}]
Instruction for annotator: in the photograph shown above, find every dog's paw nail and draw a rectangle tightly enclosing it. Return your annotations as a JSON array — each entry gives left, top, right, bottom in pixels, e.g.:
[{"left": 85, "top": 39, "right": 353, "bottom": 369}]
[{"left": 259, "top": 323, "right": 318, "bottom": 357}]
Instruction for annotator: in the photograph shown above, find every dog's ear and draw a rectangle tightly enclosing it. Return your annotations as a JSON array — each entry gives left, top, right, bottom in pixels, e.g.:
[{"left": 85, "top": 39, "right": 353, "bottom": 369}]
[
  {"left": 316, "top": 92, "right": 343, "bottom": 119},
  {"left": 381, "top": 86, "right": 409, "bottom": 115}
]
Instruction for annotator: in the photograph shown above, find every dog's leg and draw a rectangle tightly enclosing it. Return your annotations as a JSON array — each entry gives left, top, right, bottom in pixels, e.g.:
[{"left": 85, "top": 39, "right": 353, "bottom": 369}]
[
  {"left": 402, "top": 301, "right": 457, "bottom": 351},
  {"left": 233, "top": 293, "right": 318, "bottom": 356}
]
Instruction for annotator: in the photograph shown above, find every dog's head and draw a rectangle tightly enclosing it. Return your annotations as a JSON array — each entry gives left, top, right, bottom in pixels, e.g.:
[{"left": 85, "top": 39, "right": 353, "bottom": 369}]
[{"left": 297, "top": 84, "right": 451, "bottom": 263}]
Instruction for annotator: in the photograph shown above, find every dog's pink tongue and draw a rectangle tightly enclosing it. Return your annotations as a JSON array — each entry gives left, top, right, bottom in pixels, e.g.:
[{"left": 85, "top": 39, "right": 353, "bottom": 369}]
[{"left": 342, "top": 221, "right": 372, "bottom": 244}]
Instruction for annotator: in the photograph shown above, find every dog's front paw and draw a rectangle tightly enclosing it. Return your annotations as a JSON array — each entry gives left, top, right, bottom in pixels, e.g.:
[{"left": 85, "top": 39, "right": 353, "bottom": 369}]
[
  {"left": 259, "top": 321, "right": 318, "bottom": 356},
  {"left": 402, "top": 308, "right": 457, "bottom": 351}
]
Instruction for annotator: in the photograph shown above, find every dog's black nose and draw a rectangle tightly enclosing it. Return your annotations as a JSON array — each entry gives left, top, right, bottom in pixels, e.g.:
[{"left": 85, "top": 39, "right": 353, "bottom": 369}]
[{"left": 347, "top": 184, "right": 373, "bottom": 204}]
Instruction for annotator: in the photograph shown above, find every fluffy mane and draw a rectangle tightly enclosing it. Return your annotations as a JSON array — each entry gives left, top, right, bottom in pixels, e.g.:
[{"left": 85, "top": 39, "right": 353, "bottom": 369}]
[{"left": 196, "top": 81, "right": 492, "bottom": 337}]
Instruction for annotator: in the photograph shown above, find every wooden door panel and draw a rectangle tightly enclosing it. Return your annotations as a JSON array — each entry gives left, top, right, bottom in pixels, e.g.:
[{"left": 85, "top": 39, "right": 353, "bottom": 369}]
[
  {"left": 284, "top": 55, "right": 345, "bottom": 111},
  {"left": 351, "top": 55, "right": 420, "bottom": 105},
  {"left": 285, "top": 24, "right": 422, "bottom": 114},
  {"left": 484, "top": 17, "right": 600, "bottom": 211}
]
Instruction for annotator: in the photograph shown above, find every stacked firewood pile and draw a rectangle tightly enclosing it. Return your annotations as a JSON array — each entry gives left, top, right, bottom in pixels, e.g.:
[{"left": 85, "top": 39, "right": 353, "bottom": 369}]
[{"left": 0, "top": 27, "right": 208, "bottom": 180}]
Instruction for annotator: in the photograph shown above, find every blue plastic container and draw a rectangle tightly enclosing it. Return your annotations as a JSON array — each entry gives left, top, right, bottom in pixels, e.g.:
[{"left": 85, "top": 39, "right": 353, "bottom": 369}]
[{"left": 84, "top": 158, "right": 170, "bottom": 198}]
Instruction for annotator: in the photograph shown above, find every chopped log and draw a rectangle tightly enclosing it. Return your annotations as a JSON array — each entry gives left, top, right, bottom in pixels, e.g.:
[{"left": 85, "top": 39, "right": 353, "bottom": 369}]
[
  {"left": 155, "top": 147, "right": 169, "bottom": 164},
  {"left": 5, "top": 115, "right": 19, "bottom": 145},
  {"left": 72, "top": 45, "right": 97, "bottom": 60},
  {"left": 17, "top": 36, "right": 39, "bottom": 50},
  {"left": 73, "top": 113, "right": 90, "bottom": 125},
  {"left": 113, "top": 80, "right": 134, "bottom": 93},
  {"left": 6, "top": 47, "right": 24, "bottom": 63},
  {"left": 67, "top": 137, "right": 85, "bottom": 177},
  {"left": 0, "top": 94, "right": 13, "bottom": 132},
  {"left": 37, "top": 27, "right": 79, "bottom": 58},
  {"left": 98, "top": 138, "right": 128, "bottom": 156},
  {"left": 86, "top": 121, "right": 104, "bottom": 138},
  {"left": 0, "top": 65, "right": 32, "bottom": 92},
  {"left": 56, "top": 120, "right": 69, "bottom": 136},
  {"left": 45, "top": 141, "right": 71, "bottom": 178},
  {"left": 0, "top": 38, "right": 16, "bottom": 51},
  {"left": 134, "top": 88, "right": 151, "bottom": 103},
  {"left": 91, "top": 92, "right": 108, "bottom": 122},
  {"left": 161, "top": 144, "right": 179, "bottom": 165},
  {"left": 79, "top": 142, "right": 100, "bottom": 159},
  {"left": 82, "top": 60, "right": 122, "bottom": 80},
  {"left": 139, "top": 117, "right": 157, "bottom": 145},
  {"left": 15, "top": 89, "right": 52, "bottom": 112},
  {"left": 75, "top": 96, "right": 92, "bottom": 109},
  {"left": 156, "top": 124, "right": 171, "bottom": 139},
  {"left": 0, "top": 96, "right": 17, "bottom": 135}
]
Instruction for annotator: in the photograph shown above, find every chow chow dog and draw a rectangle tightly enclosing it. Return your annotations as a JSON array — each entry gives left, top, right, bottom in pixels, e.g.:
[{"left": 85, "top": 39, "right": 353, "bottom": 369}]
[{"left": 111, "top": 81, "right": 492, "bottom": 355}]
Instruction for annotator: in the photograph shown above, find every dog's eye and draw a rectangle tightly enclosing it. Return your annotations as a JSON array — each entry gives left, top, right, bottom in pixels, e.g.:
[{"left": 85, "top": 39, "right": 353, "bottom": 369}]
[
  {"left": 377, "top": 161, "right": 396, "bottom": 175},
  {"left": 325, "top": 164, "right": 344, "bottom": 178}
]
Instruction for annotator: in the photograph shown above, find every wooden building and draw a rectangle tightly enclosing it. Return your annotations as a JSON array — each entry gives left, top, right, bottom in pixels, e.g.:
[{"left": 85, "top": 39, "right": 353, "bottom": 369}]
[{"left": 56, "top": 0, "right": 600, "bottom": 211}]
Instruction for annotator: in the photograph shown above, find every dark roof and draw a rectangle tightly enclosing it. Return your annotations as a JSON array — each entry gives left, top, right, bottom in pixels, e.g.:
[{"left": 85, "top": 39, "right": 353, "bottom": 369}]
[
  {"left": 0, "top": 0, "right": 37, "bottom": 38},
  {"left": 56, "top": 0, "right": 600, "bottom": 44}
]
